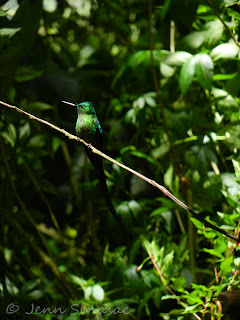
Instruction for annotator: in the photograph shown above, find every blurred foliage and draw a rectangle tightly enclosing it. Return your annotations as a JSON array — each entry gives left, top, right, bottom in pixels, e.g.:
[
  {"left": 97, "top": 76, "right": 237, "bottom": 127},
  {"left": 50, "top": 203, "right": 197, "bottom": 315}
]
[{"left": 1, "top": 0, "right": 240, "bottom": 319}]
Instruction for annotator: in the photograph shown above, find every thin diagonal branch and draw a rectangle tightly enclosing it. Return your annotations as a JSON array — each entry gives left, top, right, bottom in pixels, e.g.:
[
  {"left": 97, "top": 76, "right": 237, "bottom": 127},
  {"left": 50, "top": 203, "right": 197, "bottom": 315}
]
[
  {"left": 149, "top": 254, "right": 202, "bottom": 320},
  {"left": 207, "top": 0, "right": 240, "bottom": 48},
  {"left": 0, "top": 100, "right": 239, "bottom": 243}
]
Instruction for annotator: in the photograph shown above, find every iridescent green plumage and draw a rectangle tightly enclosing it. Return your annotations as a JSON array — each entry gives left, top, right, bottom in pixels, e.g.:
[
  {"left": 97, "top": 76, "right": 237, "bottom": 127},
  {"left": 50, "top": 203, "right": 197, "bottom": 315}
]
[
  {"left": 74, "top": 101, "right": 103, "bottom": 145},
  {"left": 62, "top": 100, "right": 125, "bottom": 230}
]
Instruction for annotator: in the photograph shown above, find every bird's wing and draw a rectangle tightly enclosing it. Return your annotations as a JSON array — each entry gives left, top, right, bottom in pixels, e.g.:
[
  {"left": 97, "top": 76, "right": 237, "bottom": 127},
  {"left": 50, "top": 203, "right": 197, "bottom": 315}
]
[{"left": 95, "top": 118, "right": 103, "bottom": 149}]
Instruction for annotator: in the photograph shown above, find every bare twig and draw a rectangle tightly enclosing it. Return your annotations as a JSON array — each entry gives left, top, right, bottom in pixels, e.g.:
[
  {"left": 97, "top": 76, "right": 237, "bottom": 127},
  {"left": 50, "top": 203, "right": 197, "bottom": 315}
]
[
  {"left": 0, "top": 100, "right": 239, "bottom": 243},
  {"left": 170, "top": 20, "right": 175, "bottom": 53},
  {"left": 149, "top": 254, "right": 202, "bottom": 320},
  {"left": 216, "top": 300, "right": 222, "bottom": 320},
  {"left": 207, "top": 0, "right": 240, "bottom": 49}
]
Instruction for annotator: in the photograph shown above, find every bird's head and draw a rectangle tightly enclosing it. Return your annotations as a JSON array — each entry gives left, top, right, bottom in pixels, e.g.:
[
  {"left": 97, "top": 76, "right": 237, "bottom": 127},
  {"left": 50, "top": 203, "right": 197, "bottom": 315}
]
[{"left": 62, "top": 101, "right": 95, "bottom": 115}]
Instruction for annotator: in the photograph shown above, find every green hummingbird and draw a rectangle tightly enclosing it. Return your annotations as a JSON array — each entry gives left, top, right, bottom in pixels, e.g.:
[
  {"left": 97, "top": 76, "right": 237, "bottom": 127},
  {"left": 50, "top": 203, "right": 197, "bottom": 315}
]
[
  {"left": 62, "top": 100, "right": 125, "bottom": 230},
  {"left": 62, "top": 101, "right": 239, "bottom": 243}
]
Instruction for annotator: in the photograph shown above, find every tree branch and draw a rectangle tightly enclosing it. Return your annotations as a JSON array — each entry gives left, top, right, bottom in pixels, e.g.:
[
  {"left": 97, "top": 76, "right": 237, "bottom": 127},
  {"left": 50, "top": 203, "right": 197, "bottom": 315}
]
[
  {"left": 149, "top": 254, "right": 202, "bottom": 320},
  {"left": 207, "top": 0, "right": 240, "bottom": 49},
  {"left": 0, "top": 100, "right": 239, "bottom": 243}
]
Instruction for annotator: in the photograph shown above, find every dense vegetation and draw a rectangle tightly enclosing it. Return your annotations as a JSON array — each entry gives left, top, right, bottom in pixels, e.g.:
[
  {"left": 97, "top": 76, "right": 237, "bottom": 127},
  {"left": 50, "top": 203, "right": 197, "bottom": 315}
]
[{"left": 1, "top": 0, "right": 240, "bottom": 319}]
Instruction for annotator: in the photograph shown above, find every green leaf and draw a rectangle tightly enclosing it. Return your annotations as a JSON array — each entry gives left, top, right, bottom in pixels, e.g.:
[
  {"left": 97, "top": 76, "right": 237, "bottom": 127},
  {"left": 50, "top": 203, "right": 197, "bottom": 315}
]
[
  {"left": 183, "top": 304, "right": 201, "bottom": 313},
  {"left": 172, "top": 276, "right": 186, "bottom": 291},
  {"left": 212, "top": 88, "right": 228, "bottom": 98},
  {"left": 203, "top": 20, "right": 223, "bottom": 47},
  {"left": 210, "top": 43, "right": 239, "bottom": 61},
  {"left": 15, "top": 66, "right": 42, "bottom": 82},
  {"left": 27, "top": 289, "right": 44, "bottom": 300},
  {"left": 234, "top": 257, "right": 240, "bottom": 267},
  {"left": 160, "top": 0, "right": 171, "bottom": 20},
  {"left": 0, "top": 27, "right": 21, "bottom": 37},
  {"left": 220, "top": 256, "right": 233, "bottom": 274},
  {"left": 68, "top": 275, "right": 87, "bottom": 291},
  {"left": 221, "top": 172, "right": 240, "bottom": 197},
  {"left": 28, "top": 135, "right": 46, "bottom": 148},
  {"left": 133, "top": 97, "right": 145, "bottom": 109},
  {"left": 128, "top": 200, "right": 141, "bottom": 218},
  {"left": 217, "top": 94, "right": 238, "bottom": 110},
  {"left": 164, "top": 165, "right": 173, "bottom": 188},
  {"left": 84, "top": 286, "right": 92, "bottom": 299},
  {"left": 213, "top": 72, "right": 238, "bottom": 81},
  {"left": 31, "top": 102, "right": 53, "bottom": 111},
  {"left": 43, "top": 0, "right": 58, "bottom": 12},
  {"left": 214, "top": 237, "right": 227, "bottom": 254},
  {"left": 163, "top": 250, "right": 174, "bottom": 267},
  {"left": 191, "top": 218, "right": 203, "bottom": 230},
  {"left": 52, "top": 136, "right": 62, "bottom": 153},
  {"left": 194, "top": 53, "right": 213, "bottom": 90},
  {"left": 228, "top": 7, "right": 240, "bottom": 20},
  {"left": 117, "top": 201, "right": 133, "bottom": 224},
  {"left": 1, "top": 124, "right": 17, "bottom": 147},
  {"left": 145, "top": 95, "right": 156, "bottom": 107},
  {"left": 160, "top": 62, "right": 175, "bottom": 78},
  {"left": 182, "top": 31, "right": 205, "bottom": 50},
  {"left": 92, "top": 284, "right": 104, "bottom": 301},
  {"left": 130, "top": 150, "right": 155, "bottom": 164},
  {"left": 203, "top": 248, "right": 224, "bottom": 259},
  {"left": 232, "top": 159, "right": 240, "bottom": 180},
  {"left": 22, "top": 279, "right": 41, "bottom": 293},
  {"left": 179, "top": 56, "right": 196, "bottom": 94},
  {"left": 164, "top": 51, "right": 192, "bottom": 66}
]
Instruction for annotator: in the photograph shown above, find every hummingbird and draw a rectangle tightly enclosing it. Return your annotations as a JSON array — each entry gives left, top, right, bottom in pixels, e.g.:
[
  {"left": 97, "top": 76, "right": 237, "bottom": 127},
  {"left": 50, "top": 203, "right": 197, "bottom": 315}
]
[
  {"left": 62, "top": 101, "right": 239, "bottom": 243},
  {"left": 62, "top": 100, "right": 125, "bottom": 230}
]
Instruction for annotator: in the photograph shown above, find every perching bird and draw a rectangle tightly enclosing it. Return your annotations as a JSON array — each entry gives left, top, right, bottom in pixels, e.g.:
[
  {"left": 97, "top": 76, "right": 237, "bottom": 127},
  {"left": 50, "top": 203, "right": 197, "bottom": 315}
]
[
  {"left": 62, "top": 101, "right": 239, "bottom": 243},
  {"left": 62, "top": 100, "right": 125, "bottom": 230}
]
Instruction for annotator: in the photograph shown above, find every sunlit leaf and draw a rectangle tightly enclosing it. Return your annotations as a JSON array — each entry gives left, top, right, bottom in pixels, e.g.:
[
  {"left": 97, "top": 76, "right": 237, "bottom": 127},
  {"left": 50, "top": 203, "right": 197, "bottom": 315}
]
[
  {"left": 194, "top": 53, "right": 213, "bottom": 90},
  {"left": 232, "top": 159, "right": 240, "bottom": 180},
  {"left": 92, "top": 284, "right": 104, "bottom": 301},
  {"left": 210, "top": 43, "right": 239, "bottom": 61},
  {"left": 203, "top": 248, "right": 224, "bottom": 259},
  {"left": 179, "top": 56, "right": 196, "bottom": 94},
  {"left": 164, "top": 51, "right": 192, "bottom": 66},
  {"left": 213, "top": 72, "right": 238, "bottom": 80},
  {"left": 160, "top": 62, "right": 175, "bottom": 78},
  {"left": 43, "top": 0, "right": 58, "bottom": 12},
  {"left": 203, "top": 20, "right": 223, "bottom": 47},
  {"left": 182, "top": 31, "right": 205, "bottom": 49},
  {"left": 220, "top": 256, "right": 233, "bottom": 273},
  {"left": 0, "top": 27, "right": 21, "bottom": 37},
  {"left": 84, "top": 286, "right": 92, "bottom": 299}
]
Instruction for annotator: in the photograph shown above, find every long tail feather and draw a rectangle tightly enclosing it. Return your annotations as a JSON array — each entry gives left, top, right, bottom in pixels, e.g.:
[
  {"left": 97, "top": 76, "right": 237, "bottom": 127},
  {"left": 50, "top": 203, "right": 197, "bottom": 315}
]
[{"left": 85, "top": 147, "right": 125, "bottom": 231}]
